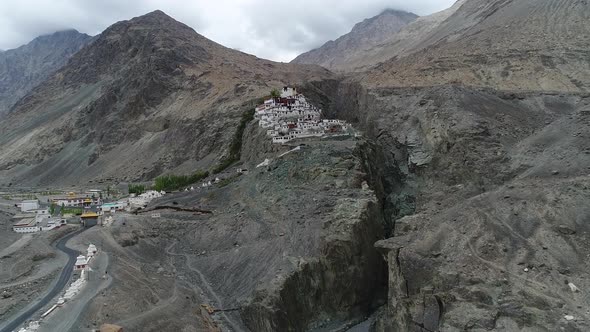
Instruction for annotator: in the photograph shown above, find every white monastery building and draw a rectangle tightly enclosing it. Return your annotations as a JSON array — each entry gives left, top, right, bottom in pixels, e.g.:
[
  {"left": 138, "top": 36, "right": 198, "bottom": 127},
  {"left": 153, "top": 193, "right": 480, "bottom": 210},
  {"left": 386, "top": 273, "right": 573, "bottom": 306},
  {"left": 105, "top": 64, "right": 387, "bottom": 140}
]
[{"left": 255, "top": 87, "right": 352, "bottom": 144}]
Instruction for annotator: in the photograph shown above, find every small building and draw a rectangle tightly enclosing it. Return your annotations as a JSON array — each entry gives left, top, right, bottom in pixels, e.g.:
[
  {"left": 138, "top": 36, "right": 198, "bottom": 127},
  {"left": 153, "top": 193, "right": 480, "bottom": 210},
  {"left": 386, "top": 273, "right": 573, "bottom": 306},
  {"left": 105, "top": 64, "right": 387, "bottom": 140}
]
[
  {"left": 100, "top": 202, "right": 127, "bottom": 212},
  {"left": 80, "top": 211, "right": 99, "bottom": 228},
  {"left": 74, "top": 255, "right": 87, "bottom": 270},
  {"left": 13, "top": 218, "right": 41, "bottom": 233},
  {"left": 20, "top": 200, "right": 39, "bottom": 212}
]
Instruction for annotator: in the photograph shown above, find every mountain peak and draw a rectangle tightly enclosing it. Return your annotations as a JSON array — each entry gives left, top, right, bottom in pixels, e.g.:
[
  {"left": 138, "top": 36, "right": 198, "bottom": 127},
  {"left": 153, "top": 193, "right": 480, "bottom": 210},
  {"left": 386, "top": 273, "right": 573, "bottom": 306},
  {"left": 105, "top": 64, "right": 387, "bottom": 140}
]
[
  {"left": 292, "top": 8, "right": 418, "bottom": 70},
  {"left": 129, "top": 9, "right": 183, "bottom": 26}
]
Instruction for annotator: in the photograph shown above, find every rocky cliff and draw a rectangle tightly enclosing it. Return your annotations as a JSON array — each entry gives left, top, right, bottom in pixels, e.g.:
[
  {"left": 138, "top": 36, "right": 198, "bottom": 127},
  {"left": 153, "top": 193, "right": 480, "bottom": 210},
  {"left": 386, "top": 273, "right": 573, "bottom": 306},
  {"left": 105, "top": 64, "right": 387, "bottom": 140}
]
[
  {"left": 0, "top": 30, "right": 92, "bottom": 116},
  {"left": 0, "top": 10, "right": 331, "bottom": 187},
  {"left": 301, "top": 76, "right": 590, "bottom": 331}
]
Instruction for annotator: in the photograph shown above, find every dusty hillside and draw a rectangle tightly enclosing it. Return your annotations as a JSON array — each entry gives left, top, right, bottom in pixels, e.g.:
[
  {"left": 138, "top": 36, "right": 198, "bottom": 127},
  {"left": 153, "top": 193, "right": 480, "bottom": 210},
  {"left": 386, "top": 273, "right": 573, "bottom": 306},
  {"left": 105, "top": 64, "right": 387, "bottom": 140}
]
[
  {"left": 0, "top": 30, "right": 92, "bottom": 116},
  {"left": 298, "top": 80, "right": 590, "bottom": 331},
  {"left": 0, "top": 10, "right": 331, "bottom": 187},
  {"left": 70, "top": 137, "right": 385, "bottom": 332},
  {"left": 362, "top": 0, "right": 590, "bottom": 92},
  {"left": 291, "top": 1, "right": 590, "bottom": 329},
  {"left": 292, "top": 9, "right": 418, "bottom": 72},
  {"left": 295, "top": 0, "right": 589, "bottom": 92}
]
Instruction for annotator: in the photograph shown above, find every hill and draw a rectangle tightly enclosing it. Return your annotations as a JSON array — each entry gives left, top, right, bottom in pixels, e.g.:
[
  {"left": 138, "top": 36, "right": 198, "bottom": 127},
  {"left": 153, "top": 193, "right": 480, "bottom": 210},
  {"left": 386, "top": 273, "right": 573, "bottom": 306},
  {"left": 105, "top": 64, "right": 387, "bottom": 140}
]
[{"left": 0, "top": 10, "right": 331, "bottom": 186}]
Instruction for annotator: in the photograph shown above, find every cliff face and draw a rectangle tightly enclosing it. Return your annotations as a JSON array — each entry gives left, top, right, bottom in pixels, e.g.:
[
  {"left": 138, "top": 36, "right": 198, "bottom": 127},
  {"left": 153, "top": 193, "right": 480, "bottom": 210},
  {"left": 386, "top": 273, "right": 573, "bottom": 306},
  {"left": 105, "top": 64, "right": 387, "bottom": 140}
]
[
  {"left": 309, "top": 80, "right": 590, "bottom": 331},
  {"left": 0, "top": 30, "right": 92, "bottom": 116},
  {"left": 80, "top": 135, "right": 387, "bottom": 332},
  {"left": 0, "top": 10, "right": 332, "bottom": 187},
  {"left": 292, "top": 9, "right": 418, "bottom": 72}
]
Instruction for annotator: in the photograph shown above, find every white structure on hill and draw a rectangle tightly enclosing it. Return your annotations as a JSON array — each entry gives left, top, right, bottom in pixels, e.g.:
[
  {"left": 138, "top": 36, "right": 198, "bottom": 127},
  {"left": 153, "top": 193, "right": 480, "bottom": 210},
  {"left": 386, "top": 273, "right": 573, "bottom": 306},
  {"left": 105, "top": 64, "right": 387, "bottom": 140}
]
[
  {"left": 74, "top": 255, "right": 87, "bottom": 270},
  {"left": 87, "top": 244, "right": 97, "bottom": 259},
  {"left": 128, "top": 190, "right": 165, "bottom": 208},
  {"left": 255, "top": 87, "right": 352, "bottom": 144}
]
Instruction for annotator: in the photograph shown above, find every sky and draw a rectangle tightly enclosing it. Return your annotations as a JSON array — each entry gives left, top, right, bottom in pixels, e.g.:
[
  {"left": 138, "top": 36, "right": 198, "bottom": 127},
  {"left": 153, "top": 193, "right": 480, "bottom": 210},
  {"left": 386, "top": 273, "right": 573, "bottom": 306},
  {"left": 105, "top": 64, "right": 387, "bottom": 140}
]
[{"left": 0, "top": 0, "right": 456, "bottom": 62}]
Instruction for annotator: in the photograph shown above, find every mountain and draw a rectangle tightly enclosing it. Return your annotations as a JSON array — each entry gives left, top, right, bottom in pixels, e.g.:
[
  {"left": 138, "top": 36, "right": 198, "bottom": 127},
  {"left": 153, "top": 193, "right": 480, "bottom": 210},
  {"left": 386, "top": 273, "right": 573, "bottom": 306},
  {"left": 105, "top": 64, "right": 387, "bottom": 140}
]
[
  {"left": 296, "top": 0, "right": 589, "bottom": 93},
  {"left": 292, "top": 9, "right": 418, "bottom": 71},
  {"left": 315, "top": 0, "right": 467, "bottom": 72},
  {"left": 360, "top": 0, "right": 590, "bottom": 92},
  {"left": 297, "top": 0, "right": 590, "bottom": 330},
  {"left": 0, "top": 10, "right": 331, "bottom": 186},
  {"left": 0, "top": 30, "right": 92, "bottom": 115}
]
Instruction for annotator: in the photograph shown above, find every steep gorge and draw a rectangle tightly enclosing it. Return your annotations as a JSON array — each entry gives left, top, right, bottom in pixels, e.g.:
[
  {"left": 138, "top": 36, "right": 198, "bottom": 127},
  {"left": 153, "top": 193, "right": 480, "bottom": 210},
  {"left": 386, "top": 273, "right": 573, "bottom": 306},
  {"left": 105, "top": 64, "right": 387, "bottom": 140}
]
[{"left": 301, "top": 80, "right": 590, "bottom": 331}]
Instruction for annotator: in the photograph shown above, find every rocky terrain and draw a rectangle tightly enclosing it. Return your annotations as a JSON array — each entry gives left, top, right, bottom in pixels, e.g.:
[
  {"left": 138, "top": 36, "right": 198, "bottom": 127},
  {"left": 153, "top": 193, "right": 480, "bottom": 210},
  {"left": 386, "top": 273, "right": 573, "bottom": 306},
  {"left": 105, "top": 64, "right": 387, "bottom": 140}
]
[
  {"left": 0, "top": 10, "right": 331, "bottom": 187},
  {"left": 295, "top": 0, "right": 590, "bottom": 93},
  {"left": 292, "top": 9, "right": 418, "bottom": 72},
  {"left": 0, "top": 201, "right": 73, "bottom": 327},
  {"left": 301, "top": 81, "right": 590, "bottom": 331},
  {"left": 362, "top": 0, "right": 590, "bottom": 92},
  {"left": 0, "top": 0, "right": 589, "bottom": 331},
  {"left": 70, "top": 136, "right": 386, "bottom": 332},
  {"left": 0, "top": 30, "right": 92, "bottom": 116}
]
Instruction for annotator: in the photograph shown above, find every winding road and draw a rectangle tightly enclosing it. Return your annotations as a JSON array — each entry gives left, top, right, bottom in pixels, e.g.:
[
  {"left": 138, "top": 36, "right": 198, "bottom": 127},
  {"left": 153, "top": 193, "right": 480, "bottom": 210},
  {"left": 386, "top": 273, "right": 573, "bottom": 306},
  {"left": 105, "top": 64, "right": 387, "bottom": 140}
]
[{"left": 0, "top": 227, "right": 86, "bottom": 332}]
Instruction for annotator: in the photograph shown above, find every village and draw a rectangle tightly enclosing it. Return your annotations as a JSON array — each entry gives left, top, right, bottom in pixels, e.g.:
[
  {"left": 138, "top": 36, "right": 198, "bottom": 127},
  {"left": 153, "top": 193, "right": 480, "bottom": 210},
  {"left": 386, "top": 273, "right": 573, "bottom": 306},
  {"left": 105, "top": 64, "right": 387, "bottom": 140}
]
[
  {"left": 9, "top": 189, "right": 166, "bottom": 234},
  {"left": 255, "top": 87, "right": 353, "bottom": 144},
  {"left": 0, "top": 86, "right": 357, "bottom": 332}
]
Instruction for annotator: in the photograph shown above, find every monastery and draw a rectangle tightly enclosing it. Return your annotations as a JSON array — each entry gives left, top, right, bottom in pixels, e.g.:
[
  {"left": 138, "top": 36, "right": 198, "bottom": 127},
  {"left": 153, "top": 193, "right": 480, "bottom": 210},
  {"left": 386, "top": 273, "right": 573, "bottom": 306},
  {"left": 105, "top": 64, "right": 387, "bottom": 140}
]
[{"left": 255, "top": 87, "right": 351, "bottom": 144}]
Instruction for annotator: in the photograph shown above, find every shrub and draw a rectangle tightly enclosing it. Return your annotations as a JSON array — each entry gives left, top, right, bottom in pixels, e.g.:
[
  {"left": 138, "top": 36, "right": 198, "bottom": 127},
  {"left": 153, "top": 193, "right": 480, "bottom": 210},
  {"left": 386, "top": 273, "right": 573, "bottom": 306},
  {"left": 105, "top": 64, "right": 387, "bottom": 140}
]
[
  {"left": 213, "top": 108, "right": 255, "bottom": 174},
  {"left": 153, "top": 170, "right": 209, "bottom": 192},
  {"left": 128, "top": 184, "right": 146, "bottom": 195},
  {"left": 61, "top": 207, "right": 83, "bottom": 215}
]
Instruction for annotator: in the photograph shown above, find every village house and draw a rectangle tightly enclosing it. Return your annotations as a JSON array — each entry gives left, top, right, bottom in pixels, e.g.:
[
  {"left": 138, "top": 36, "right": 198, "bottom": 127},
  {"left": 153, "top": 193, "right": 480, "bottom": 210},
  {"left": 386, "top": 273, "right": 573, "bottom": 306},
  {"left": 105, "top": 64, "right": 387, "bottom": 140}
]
[
  {"left": 51, "top": 192, "right": 101, "bottom": 207},
  {"left": 12, "top": 218, "right": 40, "bottom": 233},
  {"left": 255, "top": 87, "right": 352, "bottom": 144},
  {"left": 100, "top": 201, "right": 128, "bottom": 212},
  {"left": 12, "top": 215, "right": 66, "bottom": 233},
  {"left": 19, "top": 199, "right": 39, "bottom": 212}
]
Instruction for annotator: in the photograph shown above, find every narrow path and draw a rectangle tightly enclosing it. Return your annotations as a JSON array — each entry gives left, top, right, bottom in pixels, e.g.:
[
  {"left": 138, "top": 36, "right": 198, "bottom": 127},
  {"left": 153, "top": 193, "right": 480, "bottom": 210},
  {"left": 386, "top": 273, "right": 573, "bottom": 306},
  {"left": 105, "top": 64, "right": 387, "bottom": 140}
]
[
  {"left": 165, "top": 241, "right": 243, "bottom": 332},
  {"left": 0, "top": 227, "right": 86, "bottom": 332}
]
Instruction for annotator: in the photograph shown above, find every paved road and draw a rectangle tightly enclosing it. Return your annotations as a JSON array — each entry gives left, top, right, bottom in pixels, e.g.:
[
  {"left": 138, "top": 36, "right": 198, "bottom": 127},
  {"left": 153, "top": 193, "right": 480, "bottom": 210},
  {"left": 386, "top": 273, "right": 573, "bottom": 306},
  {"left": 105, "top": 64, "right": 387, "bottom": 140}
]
[{"left": 0, "top": 227, "right": 86, "bottom": 332}]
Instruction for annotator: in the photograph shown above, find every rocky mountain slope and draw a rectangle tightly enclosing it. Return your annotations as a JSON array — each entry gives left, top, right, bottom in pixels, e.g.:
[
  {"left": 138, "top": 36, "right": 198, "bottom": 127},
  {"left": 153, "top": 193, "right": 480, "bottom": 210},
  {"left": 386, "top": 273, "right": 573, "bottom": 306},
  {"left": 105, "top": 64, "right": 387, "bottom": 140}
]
[
  {"left": 307, "top": 82, "right": 590, "bottom": 331},
  {"left": 0, "top": 10, "right": 331, "bottom": 187},
  {"left": 70, "top": 137, "right": 385, "bottom": 332},
  {"left": 0, "top": 30, "right": 92, "bottom": 116},
  {"left": 362, "top": 0, "right": 590, "bottom": 92},
  {"left": 0, "top": 1, "right": 589, "bottom": 331},
  {"left": 292, "top": 9, "right": 417, "bottom": 72},
  {"left": 289, "top": 1, "right": 590, "bottom": 330},
  {"left": 296, "top": 0, "right": 590, "bottom": 93}
]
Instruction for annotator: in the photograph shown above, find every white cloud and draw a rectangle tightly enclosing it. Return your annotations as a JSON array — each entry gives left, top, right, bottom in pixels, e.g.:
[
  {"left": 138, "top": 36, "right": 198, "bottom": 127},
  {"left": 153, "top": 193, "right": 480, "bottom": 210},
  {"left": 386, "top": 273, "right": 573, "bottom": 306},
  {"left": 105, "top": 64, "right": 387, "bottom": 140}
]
[{"left": 0, "top": 0, "right": 456, "bottom": 61}]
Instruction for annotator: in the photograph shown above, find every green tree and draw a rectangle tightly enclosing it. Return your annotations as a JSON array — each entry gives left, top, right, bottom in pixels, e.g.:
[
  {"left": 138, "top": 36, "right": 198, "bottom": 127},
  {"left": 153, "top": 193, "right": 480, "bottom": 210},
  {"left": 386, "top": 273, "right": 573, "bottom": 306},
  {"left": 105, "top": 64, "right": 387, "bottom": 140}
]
[{"left": 270, "top": 89, "right": 280, "bottom": 98}]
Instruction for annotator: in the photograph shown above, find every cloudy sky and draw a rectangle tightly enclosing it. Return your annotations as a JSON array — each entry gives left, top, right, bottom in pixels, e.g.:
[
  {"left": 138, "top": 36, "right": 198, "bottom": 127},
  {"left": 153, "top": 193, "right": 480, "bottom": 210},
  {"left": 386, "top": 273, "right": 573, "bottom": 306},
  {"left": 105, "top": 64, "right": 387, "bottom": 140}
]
[{"left": 0, "top": 0, "right": 456, "bottom": 61}]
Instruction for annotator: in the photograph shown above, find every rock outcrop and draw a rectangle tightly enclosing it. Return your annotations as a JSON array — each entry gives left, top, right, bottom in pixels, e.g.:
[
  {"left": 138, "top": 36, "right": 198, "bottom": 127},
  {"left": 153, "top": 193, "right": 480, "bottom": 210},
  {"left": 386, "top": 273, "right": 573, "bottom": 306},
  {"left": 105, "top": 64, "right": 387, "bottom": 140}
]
[{"left": 312, "top": 80, "right": 590, "bottom": 331}]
